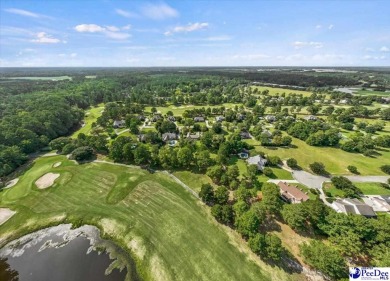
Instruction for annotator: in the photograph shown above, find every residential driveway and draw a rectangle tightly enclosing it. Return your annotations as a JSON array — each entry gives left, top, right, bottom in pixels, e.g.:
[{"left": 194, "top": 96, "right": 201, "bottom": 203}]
[
  {"left": 345, "top": 176, "right": 389, "bottom": 183},
  {"left": 267, "top": 179, "right": 299, "bottom": 184},
  {"left": 291, "top": 170, "right": 330, "bottom": 189}
]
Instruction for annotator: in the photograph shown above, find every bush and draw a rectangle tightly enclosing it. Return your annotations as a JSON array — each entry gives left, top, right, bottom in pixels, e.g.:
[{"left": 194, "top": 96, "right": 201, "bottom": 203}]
[
  {"left": 379, "top": 183, "right": 390, "bottom": 190},
  {"left": 70, "top": 146, "right": 95, "bottom": 162},
  {"left": 380, "top": 165, "right": 390, "bottom": 175},
  {"left": 347, "top": 165, "right": 358, "bottom": 174},
  {"left": 267, "top": 156, "right": 281, "bottom": 166},
  {"left": 286, "top": 158, "right": 298, "bottom": 169},
  {"left": 309, "top": 162, "right": 326, "bottom": 175},
  {"left": 62, "top": 143, "right": 78, "bottom": 155},
  {"left": 263, "top": 167, "right": 273, "bottom": 177}
]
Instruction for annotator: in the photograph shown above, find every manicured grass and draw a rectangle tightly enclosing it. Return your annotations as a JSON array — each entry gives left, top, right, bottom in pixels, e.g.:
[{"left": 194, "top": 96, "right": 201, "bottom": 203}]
[
  {"left": 251, "top": 86, "right": 313, "bottom": 97},
  {"left": 323, "top": 183, "right": 346, "bottom": 198},
  {"left": 256, "top": 137, "right": 390, "bottom": 175},
  {"left": 354, "top": 182, "right": 390, "bottom": 195},
  {"left": 0, "top": 156, "right": 301, "bottom": 281},
  {"left": 72, "top": 104, "right": 104, "bottom": 138},
  {"left": 355, "top": 90, "right": 390, "bottom": 96},
  {"left": 173, "top": 171, "right": 215, "bottom": 193}
]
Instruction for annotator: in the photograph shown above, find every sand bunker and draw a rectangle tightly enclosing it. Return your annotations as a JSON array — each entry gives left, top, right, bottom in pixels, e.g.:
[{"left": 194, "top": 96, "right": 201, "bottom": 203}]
[
  {"left": 53, "top": 162, "right": 62, "bottom": 168},
  {"left": 5, "top": 178, "right": 19, "bottom": 189},
  {"left": 0, "top": 208, "right": 16, "bottom": 225},
  {"left": 35, "top": 173, "right": 60, "bottom": 189}
]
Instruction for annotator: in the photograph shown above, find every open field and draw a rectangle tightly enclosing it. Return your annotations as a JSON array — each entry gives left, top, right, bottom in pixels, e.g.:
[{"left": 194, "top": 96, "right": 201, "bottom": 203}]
[
  {"left": 251, "top": 86, "right": 313, "bottom": 97},
  {"left": 173, "top": 171, "right": 216, "bottom": 193},
  {"left": 250, "top": 137, "right": 390, "bottom": 175},
  {"left": 71, "top": 104, "right": 104, "bottom": 138},
  {"left": 354, "top": 182, "right": 390, "bottom": 195},
  {"left": 1, "top": 76, "right": 72, "bottom": 81},
  {"left": 324, "top": 182, "right": 390, "bottom": 197},
  {"left": 0, "top": 156, "right": 302, "bottom": 281}
]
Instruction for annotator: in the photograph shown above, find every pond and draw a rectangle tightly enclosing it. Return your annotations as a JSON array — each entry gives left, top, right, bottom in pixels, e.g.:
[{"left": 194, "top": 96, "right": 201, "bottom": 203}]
[{"left": 0, "top": 224, "right": 139, "bottom": 281}]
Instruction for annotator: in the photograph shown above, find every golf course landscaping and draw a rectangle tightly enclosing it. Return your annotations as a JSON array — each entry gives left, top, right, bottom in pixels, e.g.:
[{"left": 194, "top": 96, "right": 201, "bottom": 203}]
[{"left": 0, "top": 155, "right": 304, "bottom": 281}]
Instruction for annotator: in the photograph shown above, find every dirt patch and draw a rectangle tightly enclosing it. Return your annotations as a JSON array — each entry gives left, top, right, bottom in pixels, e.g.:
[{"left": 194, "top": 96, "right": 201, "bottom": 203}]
[
  {"left": 53, "top": 162, "right": 62, "bottom": 168},
  {"left": 5, "top": 178, "right": 19, "bottom": 189},
  {"left": 35, "top": 173, "right": 60, "bottom": 189},
  {"left": 0, "top": 208, "right": 16, "bottom": 225}
]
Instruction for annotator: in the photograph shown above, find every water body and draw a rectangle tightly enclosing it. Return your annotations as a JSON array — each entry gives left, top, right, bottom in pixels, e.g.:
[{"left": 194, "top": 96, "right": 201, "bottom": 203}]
[{"left": 0, "top": 224, "right": 138, "bottom": 281}]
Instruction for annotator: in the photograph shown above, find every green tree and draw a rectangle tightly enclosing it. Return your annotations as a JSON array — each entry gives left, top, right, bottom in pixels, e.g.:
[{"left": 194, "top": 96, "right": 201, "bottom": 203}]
[
  {"left": 286, "top": 158, "right": 298, "bottom": 169},
  {"left": 309, "top": 162, "right": 327, "bottom": 175},
  {"left": 214, "top": 186, "right": 229, "bottom": 204},
  {"left": 300, "top": 241, "right": 347, "bottom": 280},
  {"left": 133, "top": 144, "right": 150, "bottom": 165},
  {"left": 194, "top": 150, "right": 213, "bottom": 171},
  {"left": 70, "top": 146, "right": 95, "bottom": 162},
  {"left": 177, "top": 146, "right": 193, "bottom": 168},
  {"left": 235, "top": 210, "right": 260, "bottom": 238},
  {"left": 49, "top": 137, "right": 72, "bottom": 152},
  {"left": 261, "top": 183, "right": 283, "bottom": 214},
  {"left": 199, "top": 183, "right": 215, "bottom": 205}
]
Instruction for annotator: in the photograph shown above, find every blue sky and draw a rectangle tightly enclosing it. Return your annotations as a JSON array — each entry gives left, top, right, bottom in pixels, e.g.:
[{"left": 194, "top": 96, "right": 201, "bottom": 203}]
[{"left": 1, "top": 0, "right": 389, "bottom": 67}]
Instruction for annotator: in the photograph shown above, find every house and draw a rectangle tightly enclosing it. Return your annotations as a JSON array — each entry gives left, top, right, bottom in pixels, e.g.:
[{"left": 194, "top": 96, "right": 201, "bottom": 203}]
[
  {"left": 138, "top": 134, "right": 146, "bottom": 142},
  {"left": 278, "top": 182, "right": 309, "bottom": 204},
  {"left": 331, "top": 198, "right": 376, "bottom": 218},
  {"left": 138, "top": 115, "right": 146, "bottom": 121},
  {"left": 240, "top": 131, "right": 251, "bottom": 139},
  {"left": 194, "top": 116, "right": 205, "bottom": 122},
  {"left": 246, "top": 155, "right": 267, "bottom": 171},
  {"left": 236, "top": 113, "right": 245, "bottom": 121},
  {"left": 215, "top": 116, "right": 225, "bottom": 122},
  {"left": 305, "top": 115, "right": 317, "bottom": 121},
  {"left": 362, "top": 196, "right": 390, "bottom": 212},
  {"left": 381, "top": 97, "right": 390, "bottom": 103},
  {"left": 186, "top": 132, "right": 201, "bottom": 140},
  {"left": 339, "top": 99, "right": 349, "bottom": 104},
  {"left": 265, "top": 115, "right": 276, "bottom": 122},
  {"left": 162, "top": 133, "right": 178, "bottom": 142},
  {"left": 150, "top": 115, "right": 162, "bottom": 122},
  {"left": 113, "top": 120, "right": 126, "bottom": 128},
  {"left": 167, "top": 116, "right": 176, "bottom": 122}
]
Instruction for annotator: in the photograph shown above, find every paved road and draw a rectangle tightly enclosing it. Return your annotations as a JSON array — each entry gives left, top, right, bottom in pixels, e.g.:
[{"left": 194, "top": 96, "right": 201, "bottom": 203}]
[
  {"left": 345, "top": 175, "right": 389, "bottom": 183},
  {"left": 291, "top": 170, "right": 330, "bottom": 189}
]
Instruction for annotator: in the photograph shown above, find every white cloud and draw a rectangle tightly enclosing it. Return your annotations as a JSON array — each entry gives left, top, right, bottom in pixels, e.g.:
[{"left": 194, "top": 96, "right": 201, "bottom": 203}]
[
  {"left": 115, "top": 8, "right": 138, "bottom": 18},
  {"left": 380, "top": 46, "right": 389, "bottom": 52},
  {"left": 75, "top": 24, "right": 106, "bottom": 33},
  {"left": 105, "top": 31, "right": 131, "bottom": 40},
  {"left": 31, "top": 32, "right": 61, "bottom": 44},
  {"left": 164, "top": 22, "right": 209, "bottom": 36},
  {"left": 141, "top": 3, "right": 178, "bottom": 20},
  {"left": 70, "top": 53, "right": 77, "bottom": 58},
  {"left": 106, "top": 26, "right": 120, "bottom": 32},
  {"left": 122, "top": 25, "right": 132, "bottom": 30},
  {"left": 328, "top": 24, "right": 334, "bottom": 30},
  {"left": 232, "top": 54, "right": 270, "bottom": 60},
  {"left": 74, "top": 24, "right": 131, "bottom": 40},
  {"left": 4, "top": 8, "right": 45, "bottom": 18},
  {"left": 316, "top": 25, "right": 322, "bottom": 29},
  {"left": 293, "top": 41, "right": 323, "bottom": 49},
  {"left": 363, "top": 55, "right": 386, "bottom": 60},
  {"left": 365, "top": 47, "right": 375, "bottom": 52}
]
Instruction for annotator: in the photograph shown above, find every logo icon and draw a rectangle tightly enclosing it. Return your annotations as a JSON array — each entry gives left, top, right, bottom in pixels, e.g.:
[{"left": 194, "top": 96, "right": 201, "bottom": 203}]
[{"left": 349, "top": 267, "right": 361, "bottom": 279}]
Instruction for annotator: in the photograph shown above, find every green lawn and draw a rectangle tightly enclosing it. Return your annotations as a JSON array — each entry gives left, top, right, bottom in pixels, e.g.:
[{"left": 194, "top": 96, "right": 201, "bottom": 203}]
[
  {"left": 0, "top": 156, "right": 301, "bottom": 281},
  {"left": 71, "top": 104, "right": 104, "bottom": 138},
  {"left": 354, "top": 182, "right": 390, "bottom": 195},
  {"left": 255, "top": 137, "right": 390, "bottom": 175},
  {"left": 173, "top": 171, "right": 215, "bottom": 193},
  {"left": 355, "top": 90, "right": 390, "bottom": 96},
  {"left": 323, "top": 183, "right": 346, "bottom": 198}
]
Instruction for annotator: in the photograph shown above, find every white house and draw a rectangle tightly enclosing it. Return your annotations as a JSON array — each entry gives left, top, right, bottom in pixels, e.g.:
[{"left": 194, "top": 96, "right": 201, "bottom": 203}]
[
  {"left": 113, "top": 120, "right": 126, "bottom": 128},
  {"left": 362, "top": 196, "right": 390, "bottom": 212}
]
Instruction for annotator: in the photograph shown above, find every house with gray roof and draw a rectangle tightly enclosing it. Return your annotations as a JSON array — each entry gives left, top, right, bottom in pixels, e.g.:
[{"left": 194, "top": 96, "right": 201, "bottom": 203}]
[
  {"left": 162, "top": 133, "right": 178, "bottom": 142},
  {"left": 246, "top": 155, "right": 267, "bottom": 171},
  {"left": 113, "top": 120, "right": 126, "bottom": 128},
  {"left": 331, "top": 198, "right": 376, "bottom": 218}
]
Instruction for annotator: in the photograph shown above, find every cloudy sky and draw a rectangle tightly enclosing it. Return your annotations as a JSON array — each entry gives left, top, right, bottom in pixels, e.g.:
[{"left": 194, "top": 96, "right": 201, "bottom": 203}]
[{"left": 1, "top": 0, "right": 389, "bottom": 67}]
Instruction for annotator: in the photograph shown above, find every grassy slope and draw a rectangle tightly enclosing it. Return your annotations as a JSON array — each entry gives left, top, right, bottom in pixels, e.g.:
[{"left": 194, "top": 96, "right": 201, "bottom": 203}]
[
  {"left": 251, "top": 86, "right": 313, "bottom": 97},
  {"left": 250, "top": 137, "right": 390, "bottom": 175},
  {"left": 0, "top": 156, "right": 301, "bottom": 281},
  {"left": 324, "top": 182, "right": 390, "bottom": 197},
  {"left": 71, "top": 104, "right": 104, "bottom": 138},
  {"left": 144, "top": 103, "right": 240, "bottom": 116}
]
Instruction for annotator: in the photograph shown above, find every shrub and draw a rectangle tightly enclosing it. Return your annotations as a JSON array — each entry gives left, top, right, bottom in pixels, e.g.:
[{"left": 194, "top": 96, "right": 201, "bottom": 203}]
[
  {"left": 70, "top": 146, "right": 95, "bottom": 161},
  {"left": 286, "top": 158, "right": 298, "bottom": 169},
  {"left": 380, "top": 165, "right": 390, "bottom": 175},
  {"left": 347, "top": 165, "right": 358, "bottom": 174},
  {"left": 263, "top": 167, "right": 273, "bottom": 177},
  {"left": 309, "top": 162, "right": 326, "bottom": 175},
  {"left": 267, "top": 156, "right": 281, "bottom": 166}
]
